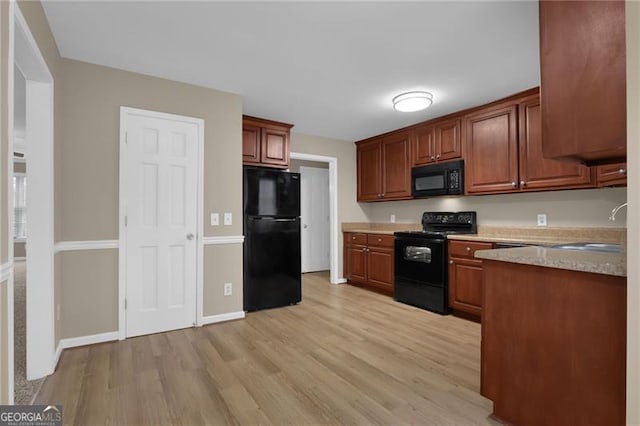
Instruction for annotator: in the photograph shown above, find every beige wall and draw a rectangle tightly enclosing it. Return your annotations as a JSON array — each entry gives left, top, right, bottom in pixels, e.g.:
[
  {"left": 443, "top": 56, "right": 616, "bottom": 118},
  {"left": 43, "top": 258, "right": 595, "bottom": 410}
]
[
  {"left": 13, "top": 242, "right": 25, "bottom": 258},
  {"left": 57, "top": 58, "right": 244, "bottom": 338},
  {"left": 289, "top": 159, "right": 329, "bottom": 172},
  {"left": 290, "top": 132, "right": 369, "bottom": 277},
  {"left": 203, "top": 244, "right": 243, "bottom": 316},
  {"left": 626, "top": 1, "right": 639, "bottom": 424},
  {"left": 60, "top": 250, "right": 118, "bottom": 338},
  {"left": 367, "top": 188, "right": 627, "bottom": 227}
]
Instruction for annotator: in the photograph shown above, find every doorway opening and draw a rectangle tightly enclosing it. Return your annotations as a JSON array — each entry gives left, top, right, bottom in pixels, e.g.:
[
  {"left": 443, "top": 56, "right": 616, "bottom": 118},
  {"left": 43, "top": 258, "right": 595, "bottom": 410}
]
[
  {"left": 289, "top": 152, "right": 340, "bottom": 284},
  {"left": 9, "top": 1, "right": 56, "bottom": 404}
]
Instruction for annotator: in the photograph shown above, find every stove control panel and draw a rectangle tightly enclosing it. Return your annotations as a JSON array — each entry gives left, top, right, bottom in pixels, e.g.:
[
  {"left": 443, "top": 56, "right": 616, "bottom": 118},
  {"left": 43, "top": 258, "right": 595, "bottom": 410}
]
[{"left": 422, "top": 211, "right": 477, "bottom": 225}]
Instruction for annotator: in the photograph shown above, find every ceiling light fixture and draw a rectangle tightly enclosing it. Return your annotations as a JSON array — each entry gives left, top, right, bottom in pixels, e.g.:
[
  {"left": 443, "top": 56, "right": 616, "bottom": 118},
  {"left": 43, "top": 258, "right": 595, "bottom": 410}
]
[{"left": 392, "top": 91, "right": 433, "bottom": 112}]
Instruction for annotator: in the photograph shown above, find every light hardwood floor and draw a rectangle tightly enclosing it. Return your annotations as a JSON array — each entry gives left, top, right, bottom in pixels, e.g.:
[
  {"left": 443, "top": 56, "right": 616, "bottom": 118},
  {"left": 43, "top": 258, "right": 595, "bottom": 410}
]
[{"left": 35, "top": 272, "right": 494, "bottom": 425}]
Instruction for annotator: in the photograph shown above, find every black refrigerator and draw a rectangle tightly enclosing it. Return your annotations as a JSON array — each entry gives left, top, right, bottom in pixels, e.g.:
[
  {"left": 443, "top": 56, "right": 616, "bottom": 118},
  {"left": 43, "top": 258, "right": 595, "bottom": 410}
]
[{"left": 243, "top": 167, "right": 301, "bottom": 311}]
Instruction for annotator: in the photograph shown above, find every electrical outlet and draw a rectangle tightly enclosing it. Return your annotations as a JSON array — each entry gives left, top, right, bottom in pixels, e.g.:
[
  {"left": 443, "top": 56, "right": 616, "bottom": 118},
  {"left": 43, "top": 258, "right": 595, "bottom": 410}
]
[
  {"left": 210, "top": 213, "right": 219, "bottom": 226},
  {"left": 537, "top": 214, "right": 547, "bottom": 227},
  {"left": 390, "top": 214, "right": 396, "bottom": 223},
  {"left": 223, "top": 212, "right": 232, "bottom": 226},
  {"left": 224, "top": 282, "right": 232, "bottom": 296}
]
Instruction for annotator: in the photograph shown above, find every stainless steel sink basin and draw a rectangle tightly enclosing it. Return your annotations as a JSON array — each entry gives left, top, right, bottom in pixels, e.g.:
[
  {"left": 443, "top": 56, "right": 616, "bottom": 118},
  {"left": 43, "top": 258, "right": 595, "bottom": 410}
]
[{"left": 550, "top": 243, "right": 622, "bottom": 253}]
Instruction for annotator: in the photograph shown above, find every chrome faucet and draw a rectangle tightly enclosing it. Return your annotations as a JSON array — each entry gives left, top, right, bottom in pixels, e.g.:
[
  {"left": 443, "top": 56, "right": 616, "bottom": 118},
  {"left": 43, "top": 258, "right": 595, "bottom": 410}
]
[{"left": 609, "top": 202, "right": 627, "bottom": 221}]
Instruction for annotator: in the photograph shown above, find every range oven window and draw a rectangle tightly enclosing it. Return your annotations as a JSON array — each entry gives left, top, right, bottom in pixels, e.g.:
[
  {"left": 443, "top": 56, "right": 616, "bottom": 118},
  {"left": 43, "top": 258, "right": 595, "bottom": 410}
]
[{"left": 403, "top": 246, "right": 432, "bottom": 263}]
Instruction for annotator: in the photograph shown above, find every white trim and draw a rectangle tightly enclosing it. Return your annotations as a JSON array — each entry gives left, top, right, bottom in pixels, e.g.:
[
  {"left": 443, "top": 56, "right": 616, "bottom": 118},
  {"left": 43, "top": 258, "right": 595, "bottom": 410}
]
[
  {"left": 202, "top": 235, "right": 245, "bottom": 245},
  {"left": 290, "top": 152, "right": 340, "bottom": 284},
  {"left": 53, "top": 342, "right": 63, "bottom": 372},
  {"left": 201, "top": 311, "right": 246, "bottom": 325},
  {"left": 59, "top": 332, "right": 119, "bottom": 351},
  {"left": 118, "top": 107, "right": 205, "bottom": 340},
  {"left": 335, "top": 278, "right": 347, "bottom": 284},
  {"left": 54, "top": 240, "right": 119, "bottom": 253},
  {"left": 0, "top": 262, "right": 13, "bottom": 282},
  {"left": 13, "top": 0, "right": 56, "bottom": 383},
  {"left": 13, "top": 257, "right": 26, "bottom": 262}
]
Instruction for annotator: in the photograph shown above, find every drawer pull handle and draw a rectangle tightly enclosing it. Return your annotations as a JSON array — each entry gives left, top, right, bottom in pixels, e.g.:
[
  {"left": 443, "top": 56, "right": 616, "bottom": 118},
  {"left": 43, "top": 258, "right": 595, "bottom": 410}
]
[{"left": 619, "top": 168, "right": 626, "bottom": 175}]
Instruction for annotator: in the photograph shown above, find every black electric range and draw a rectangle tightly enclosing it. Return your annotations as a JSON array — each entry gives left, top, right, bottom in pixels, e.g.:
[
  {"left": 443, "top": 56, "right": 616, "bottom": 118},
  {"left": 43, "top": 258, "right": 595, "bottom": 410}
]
[{"left": 394, "top": 211, "right": 477, "bottom": 314}]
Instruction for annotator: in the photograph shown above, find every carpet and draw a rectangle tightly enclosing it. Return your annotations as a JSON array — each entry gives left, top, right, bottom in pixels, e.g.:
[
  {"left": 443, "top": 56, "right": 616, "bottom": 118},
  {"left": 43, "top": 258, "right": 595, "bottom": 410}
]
[{"left": 13, "top": 260, "right": 45, "bottom": 405}]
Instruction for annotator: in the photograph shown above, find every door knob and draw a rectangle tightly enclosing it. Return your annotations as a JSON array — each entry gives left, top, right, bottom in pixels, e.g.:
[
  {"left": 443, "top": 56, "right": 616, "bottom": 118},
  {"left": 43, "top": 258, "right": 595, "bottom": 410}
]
[{"left": 187, "top": 233, "right": 194, "bottom": 240}]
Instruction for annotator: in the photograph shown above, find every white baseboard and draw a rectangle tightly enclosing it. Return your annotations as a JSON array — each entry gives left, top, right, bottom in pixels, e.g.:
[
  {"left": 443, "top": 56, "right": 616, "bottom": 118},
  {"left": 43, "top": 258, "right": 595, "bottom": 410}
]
[
  {"left": 334, "top": 278, "right": 347, "bottom": 284},
  {"left": 202, "top": 311, "right": 245, "bottom": 325},
  {"left": 53, "top": 341, "right": 63, "bottom": 371},
  {"left": 13, "top": 257, "right": 26, "bottom": 261},
  {"left": 60, "top": 331, "right": 119, "bottom": 350}
]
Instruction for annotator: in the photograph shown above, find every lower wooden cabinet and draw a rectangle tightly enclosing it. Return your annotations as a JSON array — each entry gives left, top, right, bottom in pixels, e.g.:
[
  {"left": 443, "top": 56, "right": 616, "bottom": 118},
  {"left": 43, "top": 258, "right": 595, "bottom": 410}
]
[
  {"left": 448, "top": 240, "right": 494, "bottom": 318},
  {"left": 344, "top": 232, "right": 394, "bottom": 294}
]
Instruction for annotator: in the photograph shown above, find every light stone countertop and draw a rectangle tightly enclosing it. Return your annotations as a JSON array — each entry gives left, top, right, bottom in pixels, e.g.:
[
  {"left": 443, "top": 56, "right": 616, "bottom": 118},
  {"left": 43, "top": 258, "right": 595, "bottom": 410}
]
[
  {"left": 343, "top": 229, "right": 397, "bottom": 235},
  {"left": 475, "top": 246, "right": 626, "bottom": 277}
]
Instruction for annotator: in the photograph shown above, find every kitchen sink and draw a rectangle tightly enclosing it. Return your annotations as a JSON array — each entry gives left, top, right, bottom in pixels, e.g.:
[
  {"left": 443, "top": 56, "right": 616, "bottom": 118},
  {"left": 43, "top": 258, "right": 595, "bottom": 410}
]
[{"left": 550, "top": 242, "right": 622, "bottom": 253}]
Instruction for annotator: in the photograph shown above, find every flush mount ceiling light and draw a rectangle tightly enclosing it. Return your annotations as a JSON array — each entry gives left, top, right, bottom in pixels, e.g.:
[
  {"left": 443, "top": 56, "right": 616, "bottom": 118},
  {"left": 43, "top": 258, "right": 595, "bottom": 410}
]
[{"left": 392, "top": 91, "right": 433, "bottom": 112}]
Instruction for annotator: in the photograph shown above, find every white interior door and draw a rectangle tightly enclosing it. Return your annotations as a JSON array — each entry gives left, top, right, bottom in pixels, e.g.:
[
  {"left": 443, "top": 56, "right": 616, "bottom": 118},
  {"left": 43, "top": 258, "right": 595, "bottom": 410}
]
[
  {"left": 300, "top": 166, "right": 330, "bottom": 273},
  {"left": 124, "top": 111, "right": 199, "bottom": 338}
]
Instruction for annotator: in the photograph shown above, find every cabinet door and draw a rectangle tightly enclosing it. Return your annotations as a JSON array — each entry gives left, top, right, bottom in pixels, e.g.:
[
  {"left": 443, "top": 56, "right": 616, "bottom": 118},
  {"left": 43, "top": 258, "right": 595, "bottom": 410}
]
[
  {"left": 597, "top": 163, "right": 627, "bottom": 187},
  {"left": 465, "top": 105, "right": 519, "bottom": 194},
  {"left": 412, "top": 125, "right": 435, "bottom": 166},
  {"left": 518, "top": 96, "right": 594, "bottom": 191},
  {"left": 242, "top": 124, "right": 261, "bottom": 164},
  {"left": 539, "top": 0, "right": 626, "bottom": 164},
  {"left": 381, "top": 133, "right": 411, "bottom": 200},
  {"left": 435, "top": 118, "right": 462, "bottom": 162},
  {"left": 367, "top": 247, "right": 394, "bottom": 291},
  {"left": 261, "top": 127, "right": 289, "bottom": 167},
  {"left": 448, "top": 257, "right": 483, "bottom": 317},
  {"left": 357, "top": 140, "right": 382, "bottom": 201},
  {"left": 347, "top": 244, "right": 367, "bottom": 283}
]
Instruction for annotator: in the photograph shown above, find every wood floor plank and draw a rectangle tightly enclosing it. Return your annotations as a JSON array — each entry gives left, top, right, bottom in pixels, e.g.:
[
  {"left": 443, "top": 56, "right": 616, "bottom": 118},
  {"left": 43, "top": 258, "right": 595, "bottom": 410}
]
[{"left": 34, "top": 272, "right": 493, "bottom": 424}]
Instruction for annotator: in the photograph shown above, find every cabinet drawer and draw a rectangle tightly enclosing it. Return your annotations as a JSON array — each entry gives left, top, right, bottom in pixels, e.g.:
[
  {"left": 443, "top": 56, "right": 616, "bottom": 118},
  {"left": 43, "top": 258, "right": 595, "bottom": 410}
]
[
  {"left": 367, "top": 234, "right": 394, "bottom": 248},
  {"left": 345, "top": 233, "right": 368, "bottom": 245},
  {"left": 449, "top": 240, "right": 494, "bottom": 258},
  {"left": 597, "top": 162, "right": 627, "bottom": 187}
]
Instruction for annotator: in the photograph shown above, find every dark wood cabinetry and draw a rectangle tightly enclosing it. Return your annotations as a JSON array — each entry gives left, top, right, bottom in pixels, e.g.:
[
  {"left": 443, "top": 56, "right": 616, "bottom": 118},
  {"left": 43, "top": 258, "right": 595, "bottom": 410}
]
[
  {"left": 465, "top": 93, "right": 595, "bottom": 195},
  {"left": 356, "top": 133, "right": 411, "bottom": 202},
  {"left": 597, "top": 162, "right": 627, "bottom": 187},
  {"left": 448, "top": 240, "right": 493, "bottom": 318},
  {"left": 539, "top": 0, "right": 626, "bottom": 164},
  {"left": 242, "top": 116, "right": 293, "bottom": 168},
  {"left": 412, "top": 117, "right": 462, "bottom": 166},
  {"left": 344, "top": 232, "right": 394, "bottom": 294},
  {"left": 482, "top": 260, "right": 626, "bottom": 425}
]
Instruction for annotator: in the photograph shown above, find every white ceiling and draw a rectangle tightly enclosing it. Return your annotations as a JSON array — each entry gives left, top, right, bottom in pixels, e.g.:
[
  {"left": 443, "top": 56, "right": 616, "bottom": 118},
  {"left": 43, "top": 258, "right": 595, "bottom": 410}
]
[{"left": 41, "top": 1, "right": 540, "bottom": 141}]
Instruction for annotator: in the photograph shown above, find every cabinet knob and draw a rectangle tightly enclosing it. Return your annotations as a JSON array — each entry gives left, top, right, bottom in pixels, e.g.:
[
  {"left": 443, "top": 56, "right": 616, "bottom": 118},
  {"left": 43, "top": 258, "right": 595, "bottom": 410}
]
[
  {"left": 352, "top": 236, "right": 356, "bottom": 240},
  {"left": 436, "top": 154, "right": 440, "bottom": 160},
  {"left": 449, "top": 260, "right": 454, "bottom": 264},
  {"left": 511, "top": 181, "right": 517, "bottom": 188},
  {"left": 619, "top": 168, "right": 626, "bottom": 175},
  {"left": 362, "top": 247, "right": 366, "bottom": 252},
  {"left": 431, "top": 155, "right": 435, "bottom": 161},
  {"left": 520, "top": 180, "right": 526, "bottom": 187},
  {"left": 466, "top": 247, "right": 471, "bottom": 252},
  {"left": 378, "top": 238, "right": 382, "bottom": 242}
]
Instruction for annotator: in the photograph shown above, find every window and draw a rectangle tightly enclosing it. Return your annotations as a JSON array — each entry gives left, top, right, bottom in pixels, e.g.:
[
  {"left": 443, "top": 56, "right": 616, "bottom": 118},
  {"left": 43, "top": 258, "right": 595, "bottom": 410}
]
[{"left": 13, "top": 174, "right": 26, "bottom": 240}]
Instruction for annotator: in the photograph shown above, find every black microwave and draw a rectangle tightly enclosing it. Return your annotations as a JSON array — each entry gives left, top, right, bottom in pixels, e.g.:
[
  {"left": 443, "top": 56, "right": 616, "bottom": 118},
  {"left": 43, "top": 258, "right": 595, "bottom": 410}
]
[{"left": 411, "top": 160, "right": 464, "bottom": 197}]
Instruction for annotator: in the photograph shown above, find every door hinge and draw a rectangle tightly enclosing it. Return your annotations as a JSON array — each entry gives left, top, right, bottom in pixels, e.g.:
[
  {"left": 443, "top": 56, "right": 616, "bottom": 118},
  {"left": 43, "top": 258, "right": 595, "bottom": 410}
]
[
  {"left": 124, "top": 216, "right": 127, "bottom": 227},
  {"left": 124, "top": 298, "right": 127, "bottom": 310}
]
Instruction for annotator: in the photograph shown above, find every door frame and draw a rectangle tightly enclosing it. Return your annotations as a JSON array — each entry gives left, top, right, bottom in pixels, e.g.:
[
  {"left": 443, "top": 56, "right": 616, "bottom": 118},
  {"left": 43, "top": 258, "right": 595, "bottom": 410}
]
[
  {"left": 299, "top": 166, "right": 330, "bottom": 273},
  {"left": 290, "top": 152, "right": 341, "bottom": 284},
  {"left": 11, "top": 2, "right": 56, "bottom": 383},
  {"left": 118, "top": 107, "right": 204, "bottom": 340}
]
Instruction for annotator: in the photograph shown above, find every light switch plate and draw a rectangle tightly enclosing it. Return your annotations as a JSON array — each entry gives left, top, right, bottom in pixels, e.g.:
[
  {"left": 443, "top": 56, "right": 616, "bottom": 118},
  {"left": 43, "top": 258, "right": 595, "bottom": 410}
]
[
  {"left": 537, "top": 214, "right": 547, "bottom": 227},
  {"left": 224, "top": 212, "right": 232, "bottom": 226},
  {"left": 390, "top": 214, "right": 396, "bottom": 223},
  {"left": 210, "top": 213, "right": 219, "bottom": 226},
  {"left": 224, "top": 282, "right": 232, "bottom": 296}
]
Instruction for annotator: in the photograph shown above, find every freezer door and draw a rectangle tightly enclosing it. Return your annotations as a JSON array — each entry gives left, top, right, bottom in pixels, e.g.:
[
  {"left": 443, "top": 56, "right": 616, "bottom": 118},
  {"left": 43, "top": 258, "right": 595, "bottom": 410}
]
[
  {"left": 243, "top": 167, "right": 300, "bottom": 217},
  {"left": 243, "top": 216, "right": 302, "bottom": 311}
]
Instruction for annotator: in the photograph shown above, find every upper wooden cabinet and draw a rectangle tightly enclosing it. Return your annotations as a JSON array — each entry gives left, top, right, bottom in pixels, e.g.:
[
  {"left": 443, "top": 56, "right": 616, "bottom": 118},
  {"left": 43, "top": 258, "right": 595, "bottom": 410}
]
[
  {"left": 539, "top": 0, "right": 626, "bottom": 165},
  {"left": 596, "top": 162, "right": 627, "bottom": 187},
  {"left": 465, "top": 104, "right": 519, "bottom": 194},
  {"left": 242, "top": 115, "right": 293, "bottom": 169},
  {"left": 517, "top": 95, "right": 594, "bottom": 191},
  {"left": 356, "top": 132, "right": 411, "bottom": 202},
  {"left": 465, "top": 93, "right": 595, "bottom": 195},
  {"left": 412, "top": 117, "right": 462, "bottom": 166}
]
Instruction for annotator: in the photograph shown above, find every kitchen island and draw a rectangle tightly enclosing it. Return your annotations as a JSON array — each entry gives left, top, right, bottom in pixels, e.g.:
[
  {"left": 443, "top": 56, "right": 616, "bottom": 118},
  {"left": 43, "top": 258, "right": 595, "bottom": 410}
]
[{"left": 476, "top": 246, "right": 626, "bottom": 425}]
